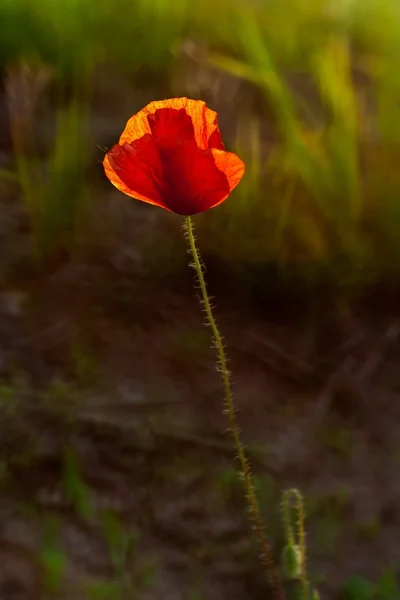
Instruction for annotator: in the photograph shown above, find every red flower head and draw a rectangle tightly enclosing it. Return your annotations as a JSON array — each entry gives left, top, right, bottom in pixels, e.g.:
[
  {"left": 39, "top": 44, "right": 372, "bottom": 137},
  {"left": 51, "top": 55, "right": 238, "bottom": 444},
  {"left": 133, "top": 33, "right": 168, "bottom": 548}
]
[{"left": 103, "top": 98, "right": 245, "bottom": 215}]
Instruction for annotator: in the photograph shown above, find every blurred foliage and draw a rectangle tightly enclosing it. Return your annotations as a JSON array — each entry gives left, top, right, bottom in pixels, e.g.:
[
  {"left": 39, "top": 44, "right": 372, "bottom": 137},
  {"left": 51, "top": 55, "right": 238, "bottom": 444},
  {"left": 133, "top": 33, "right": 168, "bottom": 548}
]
[
  {"left": 0, "top": 0, "right": 190, "bottom": 78},
  {"left": 342, "top": 569, "right": 400, "bottom": 600},
  {"left": 196, "top": 0, "right": 400, "bottom": 297},
  {"left": 0, "top": 0, "right": 400, "bottom": 295}
]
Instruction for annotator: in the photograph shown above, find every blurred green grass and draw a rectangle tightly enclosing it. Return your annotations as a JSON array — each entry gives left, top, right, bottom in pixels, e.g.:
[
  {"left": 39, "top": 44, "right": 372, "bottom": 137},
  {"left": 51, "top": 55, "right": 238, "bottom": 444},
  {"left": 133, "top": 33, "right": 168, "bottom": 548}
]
[{"left": 1, "top": 0, "right": 400, "bottom": 297}]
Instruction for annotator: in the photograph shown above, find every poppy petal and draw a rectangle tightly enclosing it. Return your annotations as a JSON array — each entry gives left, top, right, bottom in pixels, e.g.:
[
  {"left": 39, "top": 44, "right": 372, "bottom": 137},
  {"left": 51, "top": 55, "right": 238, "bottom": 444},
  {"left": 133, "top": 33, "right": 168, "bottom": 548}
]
[
  {"left": 208, "top": 127, "right": 224, "bottom": 150},
  {"left": 104, "top": 98, "right": 244, "bottom": 215},
  {"left": 119, "top": 98, "right": 224, "bottom": 150},
  {"left": 211, "top": 148, "right": 245, "bottom": 194},
  {"left": 147, "top": 108, "right": 195, "bottom": 150},
  {"left": 180, "top": 98, "right": 225, "bottom": 150},
  {"left": 103, "top": 133, "right": 169, "bottom": 210},
  {"left": 160, "top": 141, "right": 230, "bottom": 215}
]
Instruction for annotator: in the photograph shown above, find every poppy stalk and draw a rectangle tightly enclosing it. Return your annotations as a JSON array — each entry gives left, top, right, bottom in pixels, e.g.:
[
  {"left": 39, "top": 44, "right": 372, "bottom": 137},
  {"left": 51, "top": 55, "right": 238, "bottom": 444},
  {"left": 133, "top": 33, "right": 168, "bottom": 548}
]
[
  {"left": 104, "top": 98, "right": 284, "bottom": 599},
  {"left": 184, "top": 215, "right": 284, "bottom": 600}
]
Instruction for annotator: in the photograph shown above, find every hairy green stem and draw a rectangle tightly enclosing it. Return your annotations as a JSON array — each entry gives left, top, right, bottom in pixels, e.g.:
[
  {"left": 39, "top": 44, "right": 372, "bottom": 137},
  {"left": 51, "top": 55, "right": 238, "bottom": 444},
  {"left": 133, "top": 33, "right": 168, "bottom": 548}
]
[
  {"left": 184, "top": 216, "right": 284, "bottom": 600},
  {"left": 294, "top": 490, "right": 309, "bottom": 600},
  {"left": 282, "top": 489, "right": 309, "bottom": 599}
]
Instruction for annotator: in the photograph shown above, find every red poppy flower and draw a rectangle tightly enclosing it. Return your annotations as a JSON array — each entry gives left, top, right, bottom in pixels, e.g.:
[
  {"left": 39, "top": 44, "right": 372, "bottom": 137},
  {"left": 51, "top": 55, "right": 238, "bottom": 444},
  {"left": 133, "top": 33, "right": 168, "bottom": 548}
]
[{"left": 103, "top": 98, "right": 245, "bottom": 215}]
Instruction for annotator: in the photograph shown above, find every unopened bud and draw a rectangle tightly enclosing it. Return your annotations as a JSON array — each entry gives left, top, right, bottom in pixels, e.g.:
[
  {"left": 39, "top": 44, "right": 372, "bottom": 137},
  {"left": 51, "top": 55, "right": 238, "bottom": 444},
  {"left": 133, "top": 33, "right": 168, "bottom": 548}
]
[{"left": 282, "top": 542, "right": 303, "bottom": 579}]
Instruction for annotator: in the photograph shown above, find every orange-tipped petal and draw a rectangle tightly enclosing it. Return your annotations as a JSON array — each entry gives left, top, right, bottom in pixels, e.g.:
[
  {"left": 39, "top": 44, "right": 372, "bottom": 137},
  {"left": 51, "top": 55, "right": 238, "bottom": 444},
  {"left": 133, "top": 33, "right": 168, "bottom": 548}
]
[
  {"left": 103, "top": 134, "right": 170, "bottom": 210},
  {"left": 119, "top": 98, "right": 224, "bottom": 150},
  {"left": 210, "top": 148, "right": 245, "bottom": 206}
]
